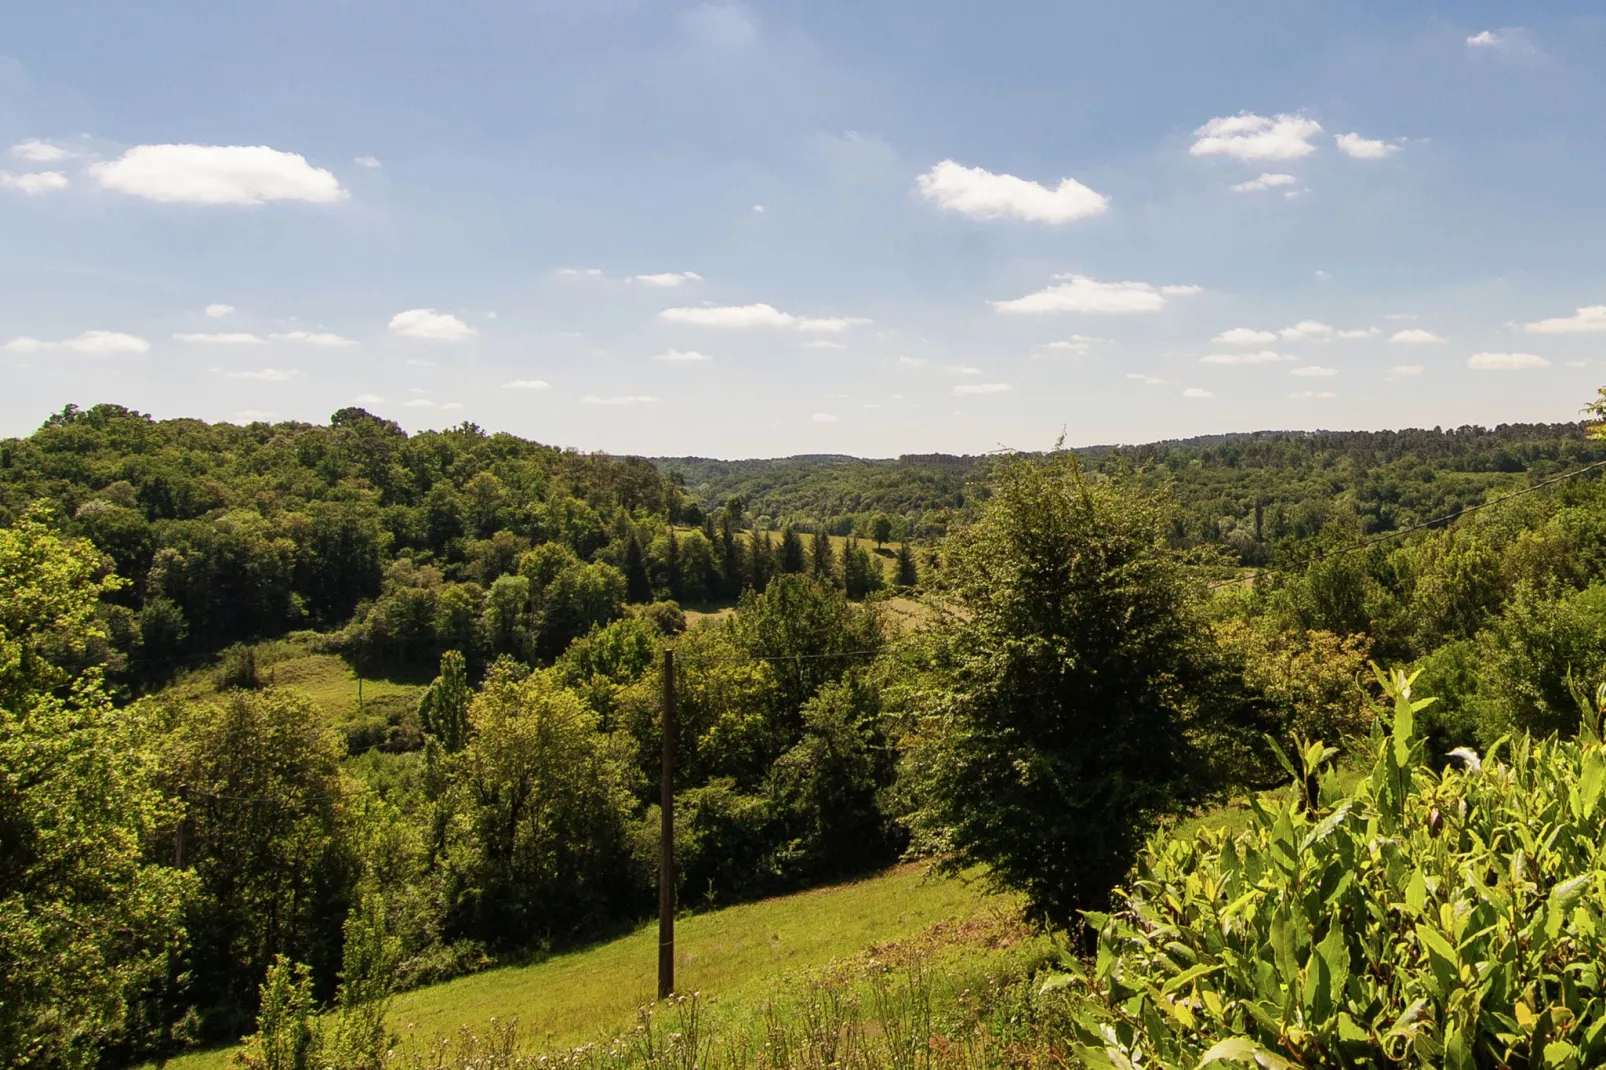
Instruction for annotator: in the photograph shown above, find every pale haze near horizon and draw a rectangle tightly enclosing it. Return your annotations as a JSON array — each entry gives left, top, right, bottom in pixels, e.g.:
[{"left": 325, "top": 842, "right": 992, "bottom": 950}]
[{"left": 2, "top": 2, "right": 1605, "bottom": 458}]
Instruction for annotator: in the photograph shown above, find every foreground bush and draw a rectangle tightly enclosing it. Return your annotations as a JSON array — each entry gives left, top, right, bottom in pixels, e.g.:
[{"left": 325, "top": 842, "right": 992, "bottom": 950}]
[{"left": 1059, "top": 669, "right": 1606, "bottom": 1069}]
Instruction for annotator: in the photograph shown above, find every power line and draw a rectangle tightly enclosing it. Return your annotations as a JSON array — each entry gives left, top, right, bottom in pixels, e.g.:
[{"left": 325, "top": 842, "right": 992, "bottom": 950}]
[{"left": 1207, "top": 457, "right": 1606, "bottom": 590}]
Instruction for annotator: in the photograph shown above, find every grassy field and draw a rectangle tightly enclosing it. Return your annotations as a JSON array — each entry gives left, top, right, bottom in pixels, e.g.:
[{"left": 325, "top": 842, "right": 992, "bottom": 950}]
[{"left": 147, "top": 864, "right": 1019, "bottom": 1069}]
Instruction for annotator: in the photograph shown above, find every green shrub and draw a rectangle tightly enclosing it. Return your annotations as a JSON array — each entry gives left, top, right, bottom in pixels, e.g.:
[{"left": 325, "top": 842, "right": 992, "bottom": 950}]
[{"left": 1055, "top": 669, "right": 1606, "bottom": 1069}]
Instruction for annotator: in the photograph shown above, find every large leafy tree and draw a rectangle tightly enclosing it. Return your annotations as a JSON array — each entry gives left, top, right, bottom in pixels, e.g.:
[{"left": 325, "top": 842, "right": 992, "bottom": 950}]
[
  {"left": 899, "top": 455, "right": 1238, "bottom": 924},
  {"left": 0, "top": 511, "right": 190, "bottom": 1066}
]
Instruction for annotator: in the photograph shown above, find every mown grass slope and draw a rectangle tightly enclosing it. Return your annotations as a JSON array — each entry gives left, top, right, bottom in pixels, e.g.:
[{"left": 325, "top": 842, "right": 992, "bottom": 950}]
[{"left": 148, "top": 864, "right": 1017, "bottom": 1069}]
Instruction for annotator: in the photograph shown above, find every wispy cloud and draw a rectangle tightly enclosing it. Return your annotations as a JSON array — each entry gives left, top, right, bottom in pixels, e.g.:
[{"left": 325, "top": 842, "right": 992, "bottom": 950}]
[
  {"left": 993, "top": 275, "right": 1200, "bottom": 315},
  {"left": 660, "top": 304, "right": 868, "bottom": 332},
  {"left": 501, "top": 379, "right": 551, "bottom": 389},
  {"left": 1289, "top": 365, "right": 1338, "bottom": 378},
  {"left": 1468, "top": 352, "right": 1550, "bottom": 370},
  {"left": 654, "top": 349, "right": 712, "bottom": 362},
  {"left": 1335, "top": 133, "right": 1399, "bottom": 159},
  {"left": 1190, "top": 112, "right": 1321, "bottom": 161},
  {"left": 1390, "top": 328, "right": 1446, "bottom": 344},
  {"left": 1523, "top": 305, "right": 1606, "bottom": 334},
  {"left": 3, "top": 330, "right": 150, "bottom": 356},
  {"left": 584, "top": 394, "right": 659, "bottom": 405},
  {"left": 1200, "top": 350, "right": 1296, "bottom": 364},
  {"left": 224, "top": 367, "right": 301, "bottom": 382},
  {"left": 951, "top": 382, "right": 1012, "bottom": 395},
  {"left": 1385, "top": 365, "right": 1424, "bottom": 381},
  {"left": 174, "top": 332, "right": 265, "bottom": 344},
  {"left": 272, "top": 330, "right": 359, "bottom": 347},
  {"left": 634, "top": 271, "right": 703, "bottom": 287}
]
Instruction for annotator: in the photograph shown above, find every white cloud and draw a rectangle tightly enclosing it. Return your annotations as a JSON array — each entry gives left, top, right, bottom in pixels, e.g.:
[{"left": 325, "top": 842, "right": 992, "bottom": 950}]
[
  {"left": 634, "top": 271, "right": 703, "bottom": 287},
  {"left": 915, "top": 159, "right": 1108, "bottom": 224},
  {"left": 951, "top": 383, "right": 1012, "bottom": 395},
  {"left": 1336, "top": 328, "right": 1380, "bottom": 339},
  {"left": 752, "top": 204, "right": 765, "bottom": 213},
  {"left": 654, "top": 349, "right": 711, "bottom": 362},
  {"left": 225, "top": 367, "right": 300, "bottom": 382},
  {"left": 1468, "top": 352, "right": 1550, "bottom": 370},
  {"left": 898, "top": 356, "right": 928, "bottom": 367},
  {"left": 1568, "top": 360, "right": 1589, "bottom": 369},
  {"left": 1289, "top": 390, "right": 1338, "bottom": 399},
  {"left": 205, "top": 303, "right": 235, "bottom": 318},
  {"left": 584, "top": 394, "right": 659, "bottom": 405},
  {"left": 1214, "top": 327, "right": 1279, "bottom": 345},
  {"left": 1391, "top": 328, "right": 1446, "bottom": 344},
  {"left": 352, "top": 393, "right": 386, "bottom": 404},
  {"left": 1289, "top": 365, "right": 1338, "bottom": 378},
  {"left": 91, "top": 144, "right": 346, "bottom": 205},
  {"left": 1280, "top": 320, "right": 1334, "bottom": 341},
  {"left": 1200, "top": 350, "right": 1296, "bottom": 364},
  {"left": 1466, "top": 30, "right": 1503, "bottom": 47},
  {"left": 947, "top": 365, "right": 982, "bottom": 375},
  {"left": 354, "top": 156, "right": 381, "bottom": 168},
  {"left": 812, "top": 412, "right": 838, "bottom": 423},
  {"left": 799, "top": 340, "right": 846, "bottom": 349},
  {"left": 1385, "top": 312, "right": 1417, "bottom": 320},
  {"left": 389, "top": 308, "right": 476, "bottom": 341},
  {"left": 1182, "top": 387, "right": 1215, "bottom": 399},
  {"left": 174, "top": 332, "right": 265, "bottom": 344},
  {"left": 271, "top": 330, "right": 359, "bottom": 347},
  {"left": 5, "top": 330, "right": 150, "bottom": 356},
  {"left": 1335, "top": 133, "right": 1399, "bottom": 159},
  {"left": 12, "top": 139, "right": 68, "bottom": 162},
  {"left": 659, "top": 303, "right": 868, "bottom": 331},
  {"left": 444, "top": 402, "right": 465, "bottom": 411},
  {"left": 1385, "top": 365, "right": 1425, "bottom": 381},
  {"left": 502, "top": 379, "right": 551, "bottom": 389},
  {"left": 1523, "top": 305, "right": 1606, "bottom": 334},
  {"left": 557, "top": 267, "right": 604, "bottom": 277},
  {"left": 993, "top": 274, "right": 1198, "bottom": 315},
  {"left": 0, "top": 171, "right": 68, "bottom": 193},
  {"left": 1190, "top": 112, "right": 1322, "bottom": 161},
  {"left": 235, "top": 409, "right": 282, "bottom": 422},
  {"left": 1126, "top": 373, "right": 1176, "bottom": 385},
  {"left": 1231, "top": 172, "right": 1297, "bottom": 193}
]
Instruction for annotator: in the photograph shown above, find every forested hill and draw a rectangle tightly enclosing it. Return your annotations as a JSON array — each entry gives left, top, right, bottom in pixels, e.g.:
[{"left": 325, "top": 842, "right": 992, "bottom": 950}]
[{"left": 657, "top": 421, "right": 1606, "bottom": 549}]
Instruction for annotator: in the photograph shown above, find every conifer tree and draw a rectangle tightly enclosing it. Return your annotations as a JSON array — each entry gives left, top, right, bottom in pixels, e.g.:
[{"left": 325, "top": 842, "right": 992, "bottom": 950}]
[
  {"left": 664, "top": 529, "right": 683, "bottom": 601},
  {"left": 750, "top": 530, "right": 775, "bottom": 592},
  {"left": 895, "top": 542, "right": 918, "bottom": 587},
  {"left": 779, "top": 524, "right": 806, "bottom": 573},
  {"left": 811, "top": 526, "right": 836, "bottom": 584},
  {"left": 624, "top": 534, "right": 652, "bottom": 603},
  {"left": 718, "top": 513, "right": 744, "bottom": 598}
]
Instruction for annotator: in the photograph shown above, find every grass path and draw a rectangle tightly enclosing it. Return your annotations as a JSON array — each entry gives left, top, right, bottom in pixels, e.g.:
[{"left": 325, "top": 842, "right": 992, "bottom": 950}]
[{"left": 148, "top": 864, "right": 1009, "bottom": 1069}]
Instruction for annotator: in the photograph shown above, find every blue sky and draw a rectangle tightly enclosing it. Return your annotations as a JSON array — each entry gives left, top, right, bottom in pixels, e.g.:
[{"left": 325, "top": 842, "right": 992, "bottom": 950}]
[{"left": 4, "top": 1, "right": 1606, "bottom": 457}]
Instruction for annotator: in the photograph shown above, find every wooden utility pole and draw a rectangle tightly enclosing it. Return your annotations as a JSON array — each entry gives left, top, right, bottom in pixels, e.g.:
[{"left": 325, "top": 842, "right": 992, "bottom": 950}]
[{"left": 658, "top": 648, "right": 677, "bottom": 1000}]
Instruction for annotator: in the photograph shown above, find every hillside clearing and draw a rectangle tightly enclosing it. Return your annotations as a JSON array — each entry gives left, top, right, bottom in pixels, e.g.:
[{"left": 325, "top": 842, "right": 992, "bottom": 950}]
[{"left": 144, "top": 863, "right": 1018, "bottom": 1069}]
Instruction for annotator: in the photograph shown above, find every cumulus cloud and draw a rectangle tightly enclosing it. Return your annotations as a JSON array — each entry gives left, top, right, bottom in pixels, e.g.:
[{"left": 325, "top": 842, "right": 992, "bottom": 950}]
[
  {"left": 1200, "top": 350, "right": 1296, "bottom": 365},
  {"left": 1190, "top": 113, "right": 1322, "bottom": 161},
  {"left": 993, "top": 274, "right": 1199, "bottom": 315},
  {"left": 5, "top": 330, "right": 149, "bottom": 356},
  {"left": 557, "top": 267, "right": 603, "bottom": 277},
  {"left": 584, "top": 395, "right": 659, "bottom": 405},
  {"left": 1280, "top": 320, "right": 1334, "bottom": 341},
  {"left": 1386, "top": 365, "right": 1425, "bottom": 381},
  {"left": 502, "top": 379, "right": 551, "bottom": 389},
  {"left": 1466, "top": 30, "right": 1506, "bottom": 46},
  {"left": 812, "top": 413, "right": 838, "bottom": 423},
  {"left": 659, "top": 303, "right": 868, "bottom": 331},
  {"left": 205, "top": 303, "right": 235, "bottom": 318},
  {"left": 915, "top": 159, "right": 1108, "bottom": 224},
  {"left": 634, "top": 271, "right": 703, "bottom": 287},
  {"left": 12, "top": 139, "right": 69, "bottom": 162},
  {"left": 389, "top": 309, "right": 476, "bottom": 341},
  {"left": 174, "top": 332, "right": 265, "bottom": 344},
  {"left": 271, "top": 331, "right": 359, "bottom": 347},
  {"left": 1523, "top": 305, "right": 1606, "bottom": 334},
  {"left": 0, "top": 171, "right": 69, "bottom": 193},
  {"left": 1182, "top": 387, "right": 1215, "bottom": 399},
  {"left": 1391, "top": 328, "right": 1446, "bottom": 344},
  {"left": 1468, "top": 352, "right": 1550, "bottom": 370},
  {"left": 1214, "top": 327, "right": 1278, "bottom": 345},
  {"left": 92, "top": 144, "right": 346, "bottom": 205},
  {"left": 1336, "top": 328, "right": 1380, "bottom": 339},
  {"left": 654, "top": 349, "right": 712, "bottom": 362},
  {"left": 1231, "top": 173, "right": 1297, "bottom": 193},
  {"left": 952, "top": 383, "right": 1012, "bottom": 395},
  {"left": 1335, "top": 133, "right": 1399, "bottom": 159},
  {"left": 1289, "top": 365, "right": 1338, "bottom": 378},
  {"left": 225, "top": 367, "right": 300, "bottom": 381}
]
